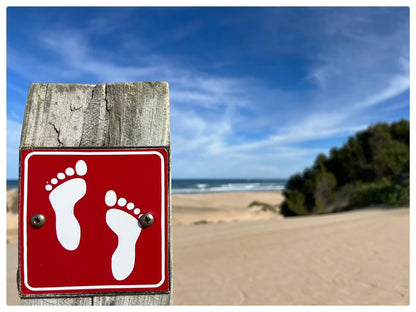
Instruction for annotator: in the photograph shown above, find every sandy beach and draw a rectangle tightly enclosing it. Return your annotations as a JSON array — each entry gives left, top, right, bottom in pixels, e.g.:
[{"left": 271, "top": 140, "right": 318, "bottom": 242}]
[{"left": 6, "top": 189, "right": 409, "bottom": 305}]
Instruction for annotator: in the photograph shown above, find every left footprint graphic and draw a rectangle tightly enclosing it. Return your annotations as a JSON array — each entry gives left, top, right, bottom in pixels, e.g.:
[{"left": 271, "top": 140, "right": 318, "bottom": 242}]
[{"left": 45, "top": 160, "right": 87, "bottom": 251}]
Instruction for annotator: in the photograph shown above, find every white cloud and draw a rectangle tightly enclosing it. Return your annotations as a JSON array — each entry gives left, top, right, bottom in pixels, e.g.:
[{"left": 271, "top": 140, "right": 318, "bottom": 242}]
[
  {"left": 381, "top": 100, "right": 409, "bottom": 113},
  {"left": 353, "top": 73, "right": 409, "bottom": 110},
  {"left": 171, "top": 106, "right": 232, "bottom": 156},
  {"left": 7, "top": 82, "right": 28, "bottom": 96},
  {"left": 7, "top": 9, "right": 409, "bottom": 179}
]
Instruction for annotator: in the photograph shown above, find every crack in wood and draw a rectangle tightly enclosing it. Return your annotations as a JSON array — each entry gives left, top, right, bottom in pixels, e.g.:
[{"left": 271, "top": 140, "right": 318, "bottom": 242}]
[{"left": 50, "top": 121, "right": 63, "bottom": 145}]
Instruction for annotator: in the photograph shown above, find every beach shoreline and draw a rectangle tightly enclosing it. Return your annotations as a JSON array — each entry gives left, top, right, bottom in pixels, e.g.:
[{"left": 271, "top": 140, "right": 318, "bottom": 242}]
[
  {"left": 171, "top": 190, "right": 284, "bottom": 226},
  {"left": 6, "top": 189, "right": 283, "bottom": 243}
]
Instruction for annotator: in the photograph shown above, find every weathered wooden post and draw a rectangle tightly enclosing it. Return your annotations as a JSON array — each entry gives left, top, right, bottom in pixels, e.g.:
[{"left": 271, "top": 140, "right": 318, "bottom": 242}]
[{"left": 18, "top": 82, "right": 171, "bottom": 305}]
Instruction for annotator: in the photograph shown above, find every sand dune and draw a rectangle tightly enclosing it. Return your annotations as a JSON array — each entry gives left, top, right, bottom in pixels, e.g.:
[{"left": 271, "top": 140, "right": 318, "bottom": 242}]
[
  {"left": 172, "top": 206, "right": 409, "bottom": 305},
  {"left": 6, "top": 189, "right": 409, "bottom": 305},
  {"left": 172, "top": 191, "right": 283, "bottom": 225}
]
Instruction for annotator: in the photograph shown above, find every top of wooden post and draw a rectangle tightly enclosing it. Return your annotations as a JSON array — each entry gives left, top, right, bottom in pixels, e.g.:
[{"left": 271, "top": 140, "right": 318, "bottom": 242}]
[{"left": 20, "top": 82, "right": 170, "bottom": 149}]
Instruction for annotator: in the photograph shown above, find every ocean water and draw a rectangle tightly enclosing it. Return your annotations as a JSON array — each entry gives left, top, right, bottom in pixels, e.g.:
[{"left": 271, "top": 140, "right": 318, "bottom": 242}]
[
  {"left": 172, "top": 179, "right": 287, "bottom": 194},
  {"left": 7, "top": 178, "right": 287, "bottom": 194},
  {"left": 7, "top": 180, "right": 19, "bottom": 189}
]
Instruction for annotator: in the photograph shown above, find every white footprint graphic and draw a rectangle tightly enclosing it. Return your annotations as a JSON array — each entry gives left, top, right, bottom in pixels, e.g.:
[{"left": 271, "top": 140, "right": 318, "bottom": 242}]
[
  {"left": 105, "top": 190, "right": 143, "bottom": 281},
  {"left": 45, "top": 160, "right": 87, "bottom": 251}
]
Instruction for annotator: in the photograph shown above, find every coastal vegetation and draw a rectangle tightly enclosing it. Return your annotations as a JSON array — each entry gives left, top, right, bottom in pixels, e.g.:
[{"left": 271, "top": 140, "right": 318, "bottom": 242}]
[
  {"left": 281, "top": 119, "right": 409, "bottom": 217},
  {"left": 248, "top": 200, "right": 280, "bottom": 213}
]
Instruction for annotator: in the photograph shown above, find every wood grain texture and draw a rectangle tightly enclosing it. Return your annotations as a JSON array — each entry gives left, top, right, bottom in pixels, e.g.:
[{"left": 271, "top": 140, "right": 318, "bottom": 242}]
[
  {"left": 20, "top": 297, "right": 93, "bottom": 306},
  {"left": 19, "top": 82, "right": 171, "bottom": 305},
  {"left": 20, "top": 82, "right": 170, "bottom": 148},
  {"left": 93, "top": 293, "right": 171, "bottom": 305}
]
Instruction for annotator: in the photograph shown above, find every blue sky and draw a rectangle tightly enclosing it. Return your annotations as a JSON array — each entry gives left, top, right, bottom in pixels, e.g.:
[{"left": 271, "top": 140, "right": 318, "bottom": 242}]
[{"left": 7, "top": 7, "right": 409, "bottom": 180}]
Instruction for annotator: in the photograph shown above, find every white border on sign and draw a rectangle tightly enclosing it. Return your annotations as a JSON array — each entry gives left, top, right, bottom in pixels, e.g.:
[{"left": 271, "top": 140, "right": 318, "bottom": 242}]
[{"left": 23, "top": 150, "right": 167, "bottom": 292}]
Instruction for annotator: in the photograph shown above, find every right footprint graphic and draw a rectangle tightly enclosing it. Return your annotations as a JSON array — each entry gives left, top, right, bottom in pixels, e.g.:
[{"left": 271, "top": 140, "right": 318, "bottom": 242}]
[{"left": 105, "top": 190, "right": 143, "bottom": 281}]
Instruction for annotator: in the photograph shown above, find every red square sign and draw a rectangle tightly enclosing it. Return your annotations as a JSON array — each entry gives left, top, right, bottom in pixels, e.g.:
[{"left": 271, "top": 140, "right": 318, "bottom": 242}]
[{"left": 19, "top": 148, "right": 170, "bottom": 296}]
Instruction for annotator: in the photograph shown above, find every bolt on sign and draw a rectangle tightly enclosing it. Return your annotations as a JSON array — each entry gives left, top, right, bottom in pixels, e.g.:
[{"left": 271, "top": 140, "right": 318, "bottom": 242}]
[{"left": 18, "top": 148, "right": 170, "bottom": 296}]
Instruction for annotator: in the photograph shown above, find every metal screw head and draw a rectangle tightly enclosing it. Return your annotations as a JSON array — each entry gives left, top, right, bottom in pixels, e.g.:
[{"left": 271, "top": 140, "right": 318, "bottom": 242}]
[
  {"left": 30, "top": 214, "right": 46, "bottom": 229},
  {"left": 139, "top": 213, "right": 155, "bottom": 228}
]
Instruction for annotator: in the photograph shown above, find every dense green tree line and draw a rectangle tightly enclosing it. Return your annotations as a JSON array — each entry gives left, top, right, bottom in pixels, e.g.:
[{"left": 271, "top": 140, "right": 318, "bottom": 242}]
[{"left": 281, "top": 119, "right": 409, "bottom": 217}]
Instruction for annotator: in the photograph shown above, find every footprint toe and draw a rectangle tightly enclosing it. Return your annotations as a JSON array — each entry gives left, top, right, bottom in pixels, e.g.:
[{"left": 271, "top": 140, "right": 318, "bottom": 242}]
[
  {"left": 118, "top": 198, "right": 127, "bottom": 207},
  {"left": 75, "top": 160, "right": 87, "bottom": 176},
  {"left": 105, "top": 190, "right": 117, "bottom": 207},
  {"left": 66, "top": 167, "right": 75, "bottom": 176}
]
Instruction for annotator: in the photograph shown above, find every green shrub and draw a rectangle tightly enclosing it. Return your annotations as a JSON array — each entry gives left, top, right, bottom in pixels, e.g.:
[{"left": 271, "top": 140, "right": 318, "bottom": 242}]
[
  {"left": 313, "top": 170, "right": 337, "bottom": 212},
  {"left": 347, "top": 180, "right": 391, "bottom": 208},
  {"left": 283, "top": 191, "right": 308, "bottom": 216},
  {"left": 386, "top": 184, "right": 409, "bottom": 206},
  {"left": 347, "top": 180, "right": 409, "bottom": 208},
  {"left": 281, "top": 119, "right": 409, "bottom": 216}
]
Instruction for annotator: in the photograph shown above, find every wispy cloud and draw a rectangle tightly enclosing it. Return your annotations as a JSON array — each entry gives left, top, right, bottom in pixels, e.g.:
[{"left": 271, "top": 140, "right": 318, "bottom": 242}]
[
  {"left": 353, "top": 74, "right": 409, "bottom": 110},
  {"left": 7, "top": 7, "right": 409, "bottom": 179},
  {"left": 7, "top": 82, "right": 28, "bottom": 97}
]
